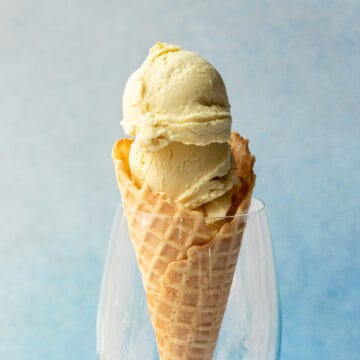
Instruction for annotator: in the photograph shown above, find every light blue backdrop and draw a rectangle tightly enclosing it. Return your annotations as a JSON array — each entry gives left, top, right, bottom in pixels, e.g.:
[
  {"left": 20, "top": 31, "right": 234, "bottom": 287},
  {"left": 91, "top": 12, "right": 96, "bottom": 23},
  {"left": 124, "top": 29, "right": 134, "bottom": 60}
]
[{"left": 1, "top": 1, "right": 359, "bottom": 359}]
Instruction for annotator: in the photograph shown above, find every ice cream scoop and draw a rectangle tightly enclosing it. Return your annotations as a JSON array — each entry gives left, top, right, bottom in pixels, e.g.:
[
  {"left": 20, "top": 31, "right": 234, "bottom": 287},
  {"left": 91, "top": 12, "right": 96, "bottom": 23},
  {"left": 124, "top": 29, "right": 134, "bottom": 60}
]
[
  {"left": 122, "top": 42, "right": 231, "bottom": 151},
  {"left": 122, "top": 42, "right": 238, "bottom": 221},
  {"left": 129, "top": 140, "right": 237, "bottom": 209}
]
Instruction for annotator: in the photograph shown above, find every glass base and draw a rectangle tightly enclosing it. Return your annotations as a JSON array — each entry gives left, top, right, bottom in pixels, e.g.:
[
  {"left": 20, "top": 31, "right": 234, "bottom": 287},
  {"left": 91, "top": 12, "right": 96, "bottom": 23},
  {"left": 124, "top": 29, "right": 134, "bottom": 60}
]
[{"left": 97, "top": 198, "right": 281, "bottom": 360}]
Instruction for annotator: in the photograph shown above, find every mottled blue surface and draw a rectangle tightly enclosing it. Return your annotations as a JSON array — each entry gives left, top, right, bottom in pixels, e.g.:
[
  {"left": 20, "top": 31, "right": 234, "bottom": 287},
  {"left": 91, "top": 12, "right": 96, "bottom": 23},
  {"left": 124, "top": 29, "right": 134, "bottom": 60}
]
[{"left": 1, "top": 1, "right": 359, "bottom": 359}]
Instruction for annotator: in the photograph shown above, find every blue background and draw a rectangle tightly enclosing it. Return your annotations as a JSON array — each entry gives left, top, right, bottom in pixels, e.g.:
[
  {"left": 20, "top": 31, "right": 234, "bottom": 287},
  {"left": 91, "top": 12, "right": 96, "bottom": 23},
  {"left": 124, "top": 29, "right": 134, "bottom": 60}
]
[{"left": 1, "top": 1, "right": 359, "bottom": 359}]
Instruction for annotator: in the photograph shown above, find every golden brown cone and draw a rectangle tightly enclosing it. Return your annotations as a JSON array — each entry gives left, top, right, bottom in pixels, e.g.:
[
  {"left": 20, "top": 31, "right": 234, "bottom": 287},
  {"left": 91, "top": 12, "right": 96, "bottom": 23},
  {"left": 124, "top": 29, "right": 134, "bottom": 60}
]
[{"left": 112, "top": 132, "right": 255, "bottom": 360}]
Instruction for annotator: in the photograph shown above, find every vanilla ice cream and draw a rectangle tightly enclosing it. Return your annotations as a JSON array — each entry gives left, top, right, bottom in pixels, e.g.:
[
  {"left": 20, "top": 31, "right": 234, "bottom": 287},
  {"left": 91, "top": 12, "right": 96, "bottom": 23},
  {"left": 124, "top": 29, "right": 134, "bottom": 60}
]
[
  {"left": 122, "top": 42, "right": 238, "bottom": 221},
  {"left": 129, "top": 140, "right": 237, "bottom": 209},
  {"left": 122, "top": 42, "right": 231, "bottom": 151}
]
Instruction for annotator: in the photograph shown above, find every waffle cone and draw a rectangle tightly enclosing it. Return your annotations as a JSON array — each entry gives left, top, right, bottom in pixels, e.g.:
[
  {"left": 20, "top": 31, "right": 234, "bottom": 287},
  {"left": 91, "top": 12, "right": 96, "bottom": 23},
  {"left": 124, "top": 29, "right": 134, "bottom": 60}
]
[{"left": 112, "top": 132, "right": 255, "bottom": 360}]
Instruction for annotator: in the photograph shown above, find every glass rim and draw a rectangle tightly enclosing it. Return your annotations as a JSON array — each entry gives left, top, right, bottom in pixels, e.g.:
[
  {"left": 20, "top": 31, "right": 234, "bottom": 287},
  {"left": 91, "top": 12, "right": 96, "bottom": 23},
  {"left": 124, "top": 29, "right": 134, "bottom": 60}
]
[{"left": 120, "top": 196, "right": 265, "bottom": 220}]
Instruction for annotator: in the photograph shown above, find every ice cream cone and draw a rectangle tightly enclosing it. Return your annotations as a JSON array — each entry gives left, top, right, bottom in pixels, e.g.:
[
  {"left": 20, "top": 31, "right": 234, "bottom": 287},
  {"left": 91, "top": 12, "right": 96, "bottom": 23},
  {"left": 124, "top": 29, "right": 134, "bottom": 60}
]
[{"left": 112, "top": 132, "right": 255, "bottom": 360}]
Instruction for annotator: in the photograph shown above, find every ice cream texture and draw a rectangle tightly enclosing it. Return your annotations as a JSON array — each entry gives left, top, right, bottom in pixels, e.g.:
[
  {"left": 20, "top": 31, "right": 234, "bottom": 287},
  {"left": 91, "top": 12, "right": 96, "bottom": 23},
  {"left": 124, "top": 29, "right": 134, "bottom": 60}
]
[
  {"left": 122, "top": 42, "right": 231, "bottom": 150},
  {"left": 122, "top": 42, "right": 238, "bottom": 220}
]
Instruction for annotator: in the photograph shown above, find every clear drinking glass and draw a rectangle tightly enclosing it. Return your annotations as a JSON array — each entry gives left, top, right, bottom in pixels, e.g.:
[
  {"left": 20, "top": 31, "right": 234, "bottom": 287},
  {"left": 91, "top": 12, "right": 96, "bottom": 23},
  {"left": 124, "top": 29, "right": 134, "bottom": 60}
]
[{"left": 97, "top": 198, "right": 281, "bottom": 360}]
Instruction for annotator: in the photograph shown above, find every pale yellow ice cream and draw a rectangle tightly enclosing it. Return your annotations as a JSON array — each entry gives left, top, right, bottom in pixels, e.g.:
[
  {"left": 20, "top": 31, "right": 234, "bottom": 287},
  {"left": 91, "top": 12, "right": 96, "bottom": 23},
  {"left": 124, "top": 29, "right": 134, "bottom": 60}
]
[
  {"left": 122, "top": 42, "right": 231, "bottom": 151},
  {"left": 122, "top": 42, "right": 238, "bottom": 221},
  {"left": 129, "top": 140, "right": 237, "bottom": 210}
]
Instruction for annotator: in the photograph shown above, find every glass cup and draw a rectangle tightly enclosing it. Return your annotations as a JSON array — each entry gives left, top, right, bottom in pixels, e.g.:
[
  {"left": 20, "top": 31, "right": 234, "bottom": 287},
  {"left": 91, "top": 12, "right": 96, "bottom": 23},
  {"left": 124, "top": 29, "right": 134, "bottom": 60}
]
[{"left": 97, "top": 198, "right": 281, "bottom": 360}]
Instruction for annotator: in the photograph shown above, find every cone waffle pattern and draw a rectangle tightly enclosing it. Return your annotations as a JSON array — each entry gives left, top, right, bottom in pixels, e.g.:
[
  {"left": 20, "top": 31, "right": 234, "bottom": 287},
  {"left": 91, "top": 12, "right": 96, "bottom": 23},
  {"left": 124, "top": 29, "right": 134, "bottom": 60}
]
[{"left": 112, "top": 132, "right": 255, "bottom": 360}]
